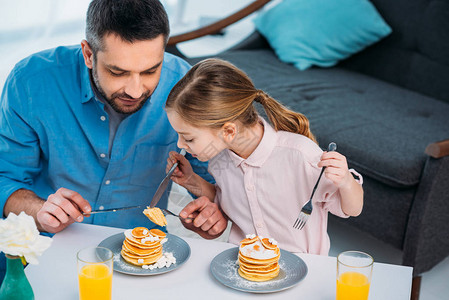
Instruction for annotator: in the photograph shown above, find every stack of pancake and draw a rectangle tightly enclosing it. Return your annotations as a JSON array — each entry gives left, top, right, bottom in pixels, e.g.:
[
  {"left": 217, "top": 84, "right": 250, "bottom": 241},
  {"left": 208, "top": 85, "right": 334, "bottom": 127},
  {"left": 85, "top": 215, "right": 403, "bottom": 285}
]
[
  {"left": 237, "top": 234, "right": 281, "bottom": 282},
  {"left": 120, "top": 227, "right": 166, "bottom": 266},
  {"left": 143, "top": 206, "right": 167, "bottom": 227}
]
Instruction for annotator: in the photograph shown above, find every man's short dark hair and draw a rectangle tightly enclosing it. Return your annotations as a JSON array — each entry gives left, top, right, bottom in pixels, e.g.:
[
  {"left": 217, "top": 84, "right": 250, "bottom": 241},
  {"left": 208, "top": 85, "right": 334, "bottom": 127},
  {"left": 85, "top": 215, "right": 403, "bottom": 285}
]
[{"left": 86, "top": 0, "right": 170, "bottom": 54}]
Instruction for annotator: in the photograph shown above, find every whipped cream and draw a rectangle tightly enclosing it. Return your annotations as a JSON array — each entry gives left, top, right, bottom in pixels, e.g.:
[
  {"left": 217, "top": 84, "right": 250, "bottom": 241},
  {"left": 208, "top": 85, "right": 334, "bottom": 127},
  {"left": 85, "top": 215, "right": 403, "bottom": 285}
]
[
  {"left": 124, "top": 229, "right": 160, "bottom": 243},
  {"left": 141, "top": 235, "right": 159, "bottom": 243},
  {"left": 239, "top": 240, "right": 277, "bottom": 259},
  {"left": 142, "top": 252, "right": 176, "bottom": 269},
  {"left": 268, "top": 238, "right": 278, "bottom": 245},
  {"left": 124, "top": 229, "right": 134, "bottom": 239}
]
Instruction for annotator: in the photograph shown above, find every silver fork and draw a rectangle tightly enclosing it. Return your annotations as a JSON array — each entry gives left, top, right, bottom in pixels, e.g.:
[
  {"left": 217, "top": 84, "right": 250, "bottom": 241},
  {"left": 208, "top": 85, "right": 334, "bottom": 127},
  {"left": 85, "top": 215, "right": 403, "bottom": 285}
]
[
  {"left": 293, "top": 142, "right": 337, "bottom": 230},
  {"left": 161, "top": 208, "right": 194, "bottom": 220}
]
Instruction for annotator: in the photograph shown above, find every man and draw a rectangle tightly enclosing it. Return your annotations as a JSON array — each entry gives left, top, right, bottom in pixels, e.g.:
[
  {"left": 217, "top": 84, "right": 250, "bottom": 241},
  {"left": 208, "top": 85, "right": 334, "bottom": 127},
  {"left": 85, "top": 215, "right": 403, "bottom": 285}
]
[{"left": 0, "top": 0, "right": 225, "bottom": 237}]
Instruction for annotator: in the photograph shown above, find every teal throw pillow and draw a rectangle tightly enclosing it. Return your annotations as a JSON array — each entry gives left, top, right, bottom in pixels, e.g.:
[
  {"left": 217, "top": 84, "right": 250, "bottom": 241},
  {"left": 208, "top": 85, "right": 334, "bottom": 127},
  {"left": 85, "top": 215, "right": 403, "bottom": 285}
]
[{"left": 254, "top": 0, "right": 392, "bottom": 70}]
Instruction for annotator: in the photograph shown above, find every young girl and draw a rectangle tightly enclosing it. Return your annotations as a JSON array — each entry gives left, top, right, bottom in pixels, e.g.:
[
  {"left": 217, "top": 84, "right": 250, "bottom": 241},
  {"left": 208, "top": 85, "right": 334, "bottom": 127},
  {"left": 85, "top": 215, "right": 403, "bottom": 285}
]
[{"left": 165, "top": 58, "right": 363, "bottom": 255}]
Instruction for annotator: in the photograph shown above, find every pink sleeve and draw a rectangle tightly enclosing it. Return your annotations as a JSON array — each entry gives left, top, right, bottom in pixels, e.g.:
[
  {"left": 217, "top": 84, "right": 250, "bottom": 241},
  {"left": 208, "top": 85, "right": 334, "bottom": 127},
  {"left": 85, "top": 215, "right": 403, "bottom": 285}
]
[
  {"left": 213, "top": 183, "right": 222, "bottom": 206},
  {"left": 349, "top": 168, "right": 363, "bottom": 185},
  {"left": 316, "top": 175, "right": 349, "bottom": 218}
]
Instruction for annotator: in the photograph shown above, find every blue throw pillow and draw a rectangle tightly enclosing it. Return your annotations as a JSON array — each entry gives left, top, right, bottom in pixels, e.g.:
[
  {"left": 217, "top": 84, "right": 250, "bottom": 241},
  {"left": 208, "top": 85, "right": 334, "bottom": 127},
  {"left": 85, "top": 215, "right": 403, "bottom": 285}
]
[{"left": 254, "top": 0, "right": 392, "bottom": 70}]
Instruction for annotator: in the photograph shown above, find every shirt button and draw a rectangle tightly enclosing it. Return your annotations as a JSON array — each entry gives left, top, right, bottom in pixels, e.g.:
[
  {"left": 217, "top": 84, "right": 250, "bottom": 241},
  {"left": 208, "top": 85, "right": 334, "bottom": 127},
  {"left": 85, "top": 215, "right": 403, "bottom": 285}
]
[
  {"left": 100, "top": 116, "right": 106, "bottom": 121},
  {"left": 100, "top": 153, "right": 106, "bottom": 158},
  {"left": 246, "top": 185, "right": 254, "bottom": 191},
  {"left": 99, "top": 206, "right": 104, "bottom": 210},
  {"left": 256, "top": 223, "right": 263, "bottom": 228},
  {"left": 105, "top": 180, "right": 111, "bottom": 185}
]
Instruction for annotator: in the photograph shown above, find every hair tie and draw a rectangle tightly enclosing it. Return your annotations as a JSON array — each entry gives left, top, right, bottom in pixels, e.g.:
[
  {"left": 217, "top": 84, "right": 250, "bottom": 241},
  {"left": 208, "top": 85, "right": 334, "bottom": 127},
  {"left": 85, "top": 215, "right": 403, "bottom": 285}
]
[{"left": 255, "top": 90, "right": 265, "bottom": 104}]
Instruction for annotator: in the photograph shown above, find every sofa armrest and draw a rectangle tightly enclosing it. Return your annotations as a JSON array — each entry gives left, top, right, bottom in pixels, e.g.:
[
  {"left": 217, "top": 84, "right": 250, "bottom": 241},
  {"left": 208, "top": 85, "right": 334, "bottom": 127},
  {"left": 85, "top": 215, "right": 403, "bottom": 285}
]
[
  {"left": 167, "top": 0, "right": 272, "bottom": 46},
  {"left": 425, "top": 139, "right": 449, "bottom": 158}
]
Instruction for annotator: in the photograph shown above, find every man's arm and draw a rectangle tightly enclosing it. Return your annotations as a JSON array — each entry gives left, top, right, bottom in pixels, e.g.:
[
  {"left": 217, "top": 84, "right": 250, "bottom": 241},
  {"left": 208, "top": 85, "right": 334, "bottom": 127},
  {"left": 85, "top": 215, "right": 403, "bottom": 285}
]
[
  {"left": 4, "top": 187, "right": 92, "bottom": 234},
  {"left": 0, "top": 71, "right": 91, "bottom": 233},
  {"left": 4, "top": 189, "right": 45, "bottom": 229}
]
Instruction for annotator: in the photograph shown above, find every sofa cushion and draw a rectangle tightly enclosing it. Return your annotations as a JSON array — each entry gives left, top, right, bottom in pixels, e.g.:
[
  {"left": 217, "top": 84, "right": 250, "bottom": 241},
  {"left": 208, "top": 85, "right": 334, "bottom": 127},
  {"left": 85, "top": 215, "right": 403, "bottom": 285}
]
[
  {"left": 254, "top": 0, "right": 392, "bottom": 70},
  {"left": 191, "top": 49, "right": 449, "bottom": 187},
  {"left": 340, "top": 0, "right": 449, "bottom": 103}
]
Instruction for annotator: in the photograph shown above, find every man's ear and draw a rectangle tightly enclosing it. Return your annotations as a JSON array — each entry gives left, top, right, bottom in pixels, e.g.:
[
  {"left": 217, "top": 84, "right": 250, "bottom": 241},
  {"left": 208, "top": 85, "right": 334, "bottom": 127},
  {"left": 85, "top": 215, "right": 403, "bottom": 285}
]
[
  {"left": 81, "top": 40, "right": 94, "bottom": 69},
  {"left": 221, "top": 122, "right": 238, "bottom": 143}
]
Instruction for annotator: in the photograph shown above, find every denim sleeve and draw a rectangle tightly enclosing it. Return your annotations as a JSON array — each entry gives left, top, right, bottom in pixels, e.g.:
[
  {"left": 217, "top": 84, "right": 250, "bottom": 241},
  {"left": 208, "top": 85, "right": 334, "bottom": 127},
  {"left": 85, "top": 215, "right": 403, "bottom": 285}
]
[{"left": 0, "top": 74, "right": 41, "bottom": 213}]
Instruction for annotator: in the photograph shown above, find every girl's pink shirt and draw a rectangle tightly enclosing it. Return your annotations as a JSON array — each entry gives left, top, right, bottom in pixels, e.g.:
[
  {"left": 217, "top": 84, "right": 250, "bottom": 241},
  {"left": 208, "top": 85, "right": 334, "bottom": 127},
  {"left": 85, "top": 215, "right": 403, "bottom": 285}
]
[{"left": 208, "top": 118, "right": 361, "bottom": 255}]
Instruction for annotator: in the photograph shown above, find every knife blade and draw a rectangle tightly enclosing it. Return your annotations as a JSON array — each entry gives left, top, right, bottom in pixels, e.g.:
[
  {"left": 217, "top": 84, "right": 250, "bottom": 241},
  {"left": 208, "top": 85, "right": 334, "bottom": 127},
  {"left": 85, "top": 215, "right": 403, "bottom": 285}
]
[
  {"left": 149, "top": 148, "right": 187, "bottom": 208},
  {"left": 83, "top": 205, "right": 142, "bottom": 215}
]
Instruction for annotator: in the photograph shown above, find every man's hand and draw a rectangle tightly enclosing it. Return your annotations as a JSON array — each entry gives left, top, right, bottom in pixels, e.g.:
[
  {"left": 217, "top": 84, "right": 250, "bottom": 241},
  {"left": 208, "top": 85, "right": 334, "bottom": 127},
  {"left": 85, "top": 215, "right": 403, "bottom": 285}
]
[
  {"left": 36, "top": 188, "right": 91, "bottom": 233},
  {"left": 179, "top": 196, "right": 228, "bottom": 239}
]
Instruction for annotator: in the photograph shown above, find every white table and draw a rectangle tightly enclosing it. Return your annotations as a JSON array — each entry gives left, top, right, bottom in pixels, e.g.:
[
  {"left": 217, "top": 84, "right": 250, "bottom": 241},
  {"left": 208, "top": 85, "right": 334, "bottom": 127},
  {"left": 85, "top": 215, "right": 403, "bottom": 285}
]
[{"left": 25, "top": 223, "right": 412, "bottom": 299}]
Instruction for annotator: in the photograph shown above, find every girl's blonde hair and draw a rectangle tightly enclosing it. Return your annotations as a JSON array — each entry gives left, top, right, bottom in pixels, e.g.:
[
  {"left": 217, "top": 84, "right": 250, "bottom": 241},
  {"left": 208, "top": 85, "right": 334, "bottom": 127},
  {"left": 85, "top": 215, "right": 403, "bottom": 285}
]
[{"left": 166, "top": 58, "right": 316, "bottom": 142}]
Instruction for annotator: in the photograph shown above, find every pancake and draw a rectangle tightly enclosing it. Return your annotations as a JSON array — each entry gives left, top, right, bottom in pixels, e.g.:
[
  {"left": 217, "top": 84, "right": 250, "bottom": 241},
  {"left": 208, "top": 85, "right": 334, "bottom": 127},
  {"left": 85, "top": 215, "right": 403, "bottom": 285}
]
[
  {"left": 237, "top": 234, "right": 281, "bottom": 282},
  {"left": 143, "top": 207, "right": 167, "bottom": 227},
  {"left": 120, "top": 227, "right": 165, "bottom": 266}
]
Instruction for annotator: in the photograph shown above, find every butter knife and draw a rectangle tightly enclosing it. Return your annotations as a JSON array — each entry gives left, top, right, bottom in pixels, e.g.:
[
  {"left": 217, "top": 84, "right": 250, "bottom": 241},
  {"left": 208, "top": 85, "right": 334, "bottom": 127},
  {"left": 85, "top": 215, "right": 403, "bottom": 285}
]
[
  {"left": 149, "top": 148, "right": 187, "bottom": 208},
  {"left": 83, "top": 205, "right": 142, "bottom": 215}
]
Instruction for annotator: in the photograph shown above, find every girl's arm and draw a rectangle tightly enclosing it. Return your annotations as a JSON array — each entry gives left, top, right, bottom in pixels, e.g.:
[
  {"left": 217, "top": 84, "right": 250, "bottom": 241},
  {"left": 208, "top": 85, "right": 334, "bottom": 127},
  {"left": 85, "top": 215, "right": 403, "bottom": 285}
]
[
  {"left": 318, "top": 151, "right": 364, "bottom": 216},
  {"left": 167, "top": 151, "right": 216, "bottom": 201},
  {"left": 183, "top": 173, "right": 216, "bottom": 202}
]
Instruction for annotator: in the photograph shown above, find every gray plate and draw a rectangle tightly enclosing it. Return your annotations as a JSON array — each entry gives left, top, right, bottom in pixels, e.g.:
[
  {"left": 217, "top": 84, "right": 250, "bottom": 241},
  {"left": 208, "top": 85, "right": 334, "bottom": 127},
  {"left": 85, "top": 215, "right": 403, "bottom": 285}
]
[
  {"left": 210, "top": 247, "right": 307, "bottom": 293},
  {"left": 98, "top": 232, "right": 191, "bottom": 276}
]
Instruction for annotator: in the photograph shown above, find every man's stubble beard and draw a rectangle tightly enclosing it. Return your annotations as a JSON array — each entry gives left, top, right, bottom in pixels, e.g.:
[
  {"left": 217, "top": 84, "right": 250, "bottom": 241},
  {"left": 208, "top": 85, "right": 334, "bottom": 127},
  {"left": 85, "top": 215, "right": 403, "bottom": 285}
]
[{"left": 91, "top": 63, "right": 152, "bottom": 115}]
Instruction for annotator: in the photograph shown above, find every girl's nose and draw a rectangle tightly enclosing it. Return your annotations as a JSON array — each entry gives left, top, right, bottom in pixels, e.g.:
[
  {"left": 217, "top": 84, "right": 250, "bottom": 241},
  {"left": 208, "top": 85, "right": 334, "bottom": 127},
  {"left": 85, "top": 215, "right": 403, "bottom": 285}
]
[{"left": 177, "top": 136, "right": 186, "bottom": 149}]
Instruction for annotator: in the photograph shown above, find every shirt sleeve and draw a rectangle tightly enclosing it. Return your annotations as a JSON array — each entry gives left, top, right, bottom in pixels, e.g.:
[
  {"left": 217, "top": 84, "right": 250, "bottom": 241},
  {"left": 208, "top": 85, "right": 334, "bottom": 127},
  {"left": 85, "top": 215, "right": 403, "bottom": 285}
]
[
  {"left": 304, "top": 154, "right": 348, "bottom": 218},
  {"left": 0, "top": 73, "right": 42, "bottom": 213},
  {"left": 317, "top": 176, "right": 349, "bottom": 218},
  {"left": 349, "top": 168, "right": 364, "bottom": 185}
]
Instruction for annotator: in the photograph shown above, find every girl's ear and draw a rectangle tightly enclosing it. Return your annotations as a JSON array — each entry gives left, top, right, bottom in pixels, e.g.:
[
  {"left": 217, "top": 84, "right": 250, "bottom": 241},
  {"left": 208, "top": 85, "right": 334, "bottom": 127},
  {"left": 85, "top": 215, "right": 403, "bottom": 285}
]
[{"left": 221, "top": 122, "right": 238, "bottom": 143}]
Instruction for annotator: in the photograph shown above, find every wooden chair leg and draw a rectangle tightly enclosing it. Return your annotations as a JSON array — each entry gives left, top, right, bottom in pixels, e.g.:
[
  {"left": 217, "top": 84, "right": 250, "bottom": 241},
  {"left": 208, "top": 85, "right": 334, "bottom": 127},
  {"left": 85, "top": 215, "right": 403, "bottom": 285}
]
[{"left": 411, "top": 276, "right": 421, "bottom": 300}]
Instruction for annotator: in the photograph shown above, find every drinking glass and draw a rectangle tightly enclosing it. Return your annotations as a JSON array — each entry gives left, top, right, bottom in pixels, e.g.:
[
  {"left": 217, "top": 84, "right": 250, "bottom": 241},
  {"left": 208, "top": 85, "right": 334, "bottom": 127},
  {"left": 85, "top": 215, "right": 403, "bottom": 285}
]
[
  {"left": 77, "top": 246, "right": 113, "bottom": 300},
  {"left": 336, "top": 251, "right": 373, "bottom": 300}
]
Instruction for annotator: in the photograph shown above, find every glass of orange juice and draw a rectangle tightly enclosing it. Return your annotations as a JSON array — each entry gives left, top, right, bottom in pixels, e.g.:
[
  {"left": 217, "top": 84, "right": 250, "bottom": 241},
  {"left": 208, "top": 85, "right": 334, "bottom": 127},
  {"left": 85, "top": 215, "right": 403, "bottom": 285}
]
[
  {"left": 336, "top": 251, "right": 373, "bottom": 300},
  {"left": 77, "top": 247, "right": 113, "bottom": 300}
]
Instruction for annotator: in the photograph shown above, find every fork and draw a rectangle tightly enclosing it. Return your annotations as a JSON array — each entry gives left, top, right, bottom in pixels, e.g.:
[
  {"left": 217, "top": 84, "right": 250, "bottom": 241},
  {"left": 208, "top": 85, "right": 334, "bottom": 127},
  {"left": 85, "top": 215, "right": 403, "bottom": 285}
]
[
  {"left": 162, "top": 208, "right": 194, "bottom": 220},
  {"left": 293, "top": 142, "right": 337, "bottom": 230}
]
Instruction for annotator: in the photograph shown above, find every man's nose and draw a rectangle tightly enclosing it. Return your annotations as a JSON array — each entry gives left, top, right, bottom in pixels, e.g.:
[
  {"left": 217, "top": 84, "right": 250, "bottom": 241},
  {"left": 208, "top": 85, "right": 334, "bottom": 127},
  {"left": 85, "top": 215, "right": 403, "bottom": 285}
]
[{"left": 125, "top": 74, "right": 144, "bottom": 99}]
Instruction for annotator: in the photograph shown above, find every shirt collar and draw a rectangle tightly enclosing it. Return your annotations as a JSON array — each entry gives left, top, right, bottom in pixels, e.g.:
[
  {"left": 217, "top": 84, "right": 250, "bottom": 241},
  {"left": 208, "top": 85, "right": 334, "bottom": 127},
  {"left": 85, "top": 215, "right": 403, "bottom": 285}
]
[
  {"left": 227, "top": 117, "right": 277, "bottom": 168},
  {"left": 79, "top": 50, "right": 95, "bottom": 104}
]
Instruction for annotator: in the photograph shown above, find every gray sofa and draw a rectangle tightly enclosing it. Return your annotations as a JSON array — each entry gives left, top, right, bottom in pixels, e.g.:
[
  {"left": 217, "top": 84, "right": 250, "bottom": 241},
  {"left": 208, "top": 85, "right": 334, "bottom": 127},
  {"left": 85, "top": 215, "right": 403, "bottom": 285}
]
[{"left": 168, "top": 0, "right": 449, "bottom": 297}]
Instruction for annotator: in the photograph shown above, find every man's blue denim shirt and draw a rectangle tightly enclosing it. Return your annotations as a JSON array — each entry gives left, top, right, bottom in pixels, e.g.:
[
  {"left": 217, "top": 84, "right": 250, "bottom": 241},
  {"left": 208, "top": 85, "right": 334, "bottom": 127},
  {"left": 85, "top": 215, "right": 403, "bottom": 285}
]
[{"left": 0, "top": 45, "right": 213, "bottom": 229}]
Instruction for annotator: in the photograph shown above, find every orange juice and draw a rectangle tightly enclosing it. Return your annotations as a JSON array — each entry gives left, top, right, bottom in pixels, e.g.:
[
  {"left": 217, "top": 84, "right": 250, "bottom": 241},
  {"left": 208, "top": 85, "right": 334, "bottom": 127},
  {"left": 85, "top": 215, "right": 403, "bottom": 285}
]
[
  {"left": 78, "top": 263, "right": 112, "bottom": 300},
  {"left": 336, "top": 271, "right": 370, "bottom": 300}
]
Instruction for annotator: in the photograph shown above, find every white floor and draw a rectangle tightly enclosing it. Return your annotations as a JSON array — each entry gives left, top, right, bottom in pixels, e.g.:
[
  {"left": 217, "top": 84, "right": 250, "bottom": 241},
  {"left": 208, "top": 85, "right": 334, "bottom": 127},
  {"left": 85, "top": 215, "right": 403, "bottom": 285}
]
[{"left": 1, "top": 1, "right": 448, "bottom": 299}]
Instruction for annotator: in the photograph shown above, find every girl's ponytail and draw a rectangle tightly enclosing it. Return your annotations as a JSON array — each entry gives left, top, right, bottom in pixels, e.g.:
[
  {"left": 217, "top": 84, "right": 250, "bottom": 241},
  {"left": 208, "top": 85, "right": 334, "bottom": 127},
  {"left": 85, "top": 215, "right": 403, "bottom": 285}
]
[{"left": 255, "top": 91, "right": 316, "bottom": 143}]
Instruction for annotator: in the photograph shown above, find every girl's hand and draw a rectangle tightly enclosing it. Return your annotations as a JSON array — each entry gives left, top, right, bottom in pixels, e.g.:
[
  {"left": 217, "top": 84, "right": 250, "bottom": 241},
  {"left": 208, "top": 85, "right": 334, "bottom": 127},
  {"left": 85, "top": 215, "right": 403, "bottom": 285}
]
[
  {"left": 318, "top": 151, "right": 352, "bottom": 189},
  {"left": 166, "top": 150, "right": 196, "bottom": 188}
]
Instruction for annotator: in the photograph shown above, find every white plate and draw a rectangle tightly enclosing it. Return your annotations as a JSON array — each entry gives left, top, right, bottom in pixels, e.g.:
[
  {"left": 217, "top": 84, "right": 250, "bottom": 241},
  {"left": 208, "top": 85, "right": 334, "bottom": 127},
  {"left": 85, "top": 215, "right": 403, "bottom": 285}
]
[
  {"left": 210, "top": 247, "right": 307, "bottom": 293},
  {"left": 98, "top": 232, "right": 190, "bottom": 276}
]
